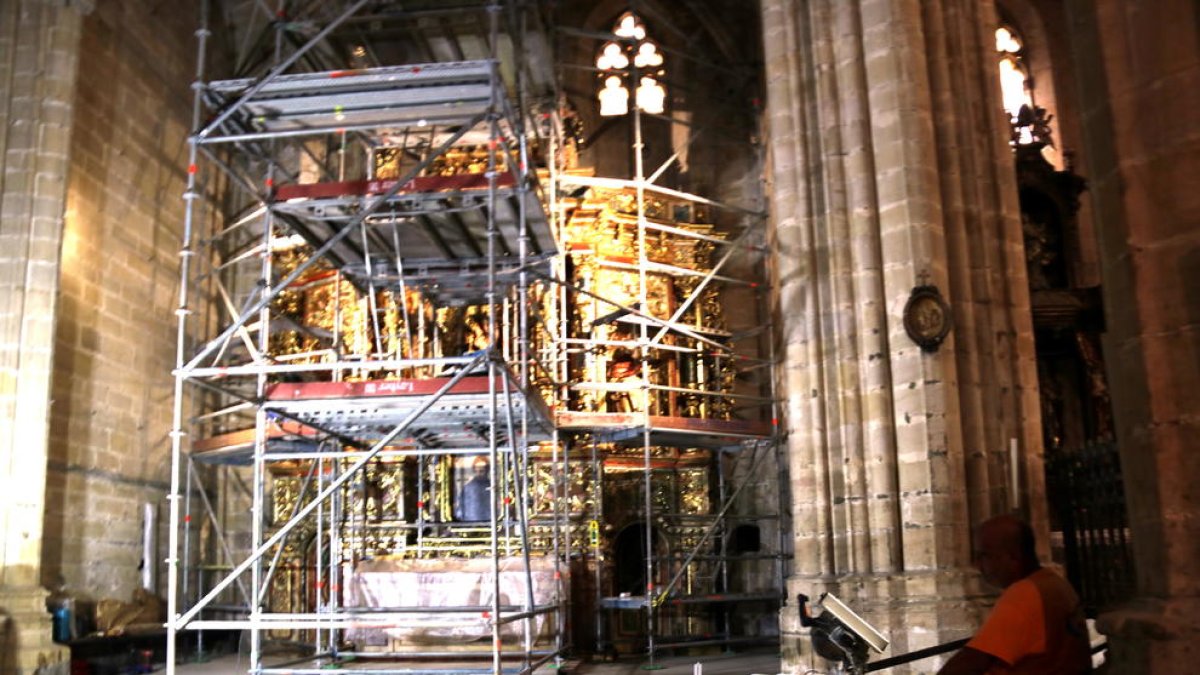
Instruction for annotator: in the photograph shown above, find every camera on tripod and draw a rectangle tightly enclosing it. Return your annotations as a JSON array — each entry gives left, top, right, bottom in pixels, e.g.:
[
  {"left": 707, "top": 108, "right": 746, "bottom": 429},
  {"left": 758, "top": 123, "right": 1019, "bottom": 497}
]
[{"left": 797, "top": 592, "right": 889, "bottom": 674}]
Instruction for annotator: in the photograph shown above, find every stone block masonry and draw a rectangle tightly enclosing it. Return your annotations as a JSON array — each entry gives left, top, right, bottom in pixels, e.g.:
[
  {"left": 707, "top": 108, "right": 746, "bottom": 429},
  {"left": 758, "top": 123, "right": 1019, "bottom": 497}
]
[
  {"left": 1, "top": 1, "right": 89, "bottom": 672},
  {"left": 39, "top": 0, "right": 200, "bottom": 609},
  {"left": 762, "top": 0, "right": 1044, "bottom": 671}
]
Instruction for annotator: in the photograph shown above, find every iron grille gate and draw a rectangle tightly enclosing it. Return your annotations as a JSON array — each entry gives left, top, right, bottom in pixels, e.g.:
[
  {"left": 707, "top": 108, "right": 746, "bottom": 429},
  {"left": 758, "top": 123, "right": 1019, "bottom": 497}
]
[{"left": 1045, "top": 439, "right": 1136, "bottom": 615}]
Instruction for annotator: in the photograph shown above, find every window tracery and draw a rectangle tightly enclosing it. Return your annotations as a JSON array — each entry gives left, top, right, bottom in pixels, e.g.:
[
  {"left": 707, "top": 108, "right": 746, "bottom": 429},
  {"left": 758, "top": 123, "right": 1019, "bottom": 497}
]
[
  {"left": 996, "top": 25, "right": 1032, "bottom": 121},
  {"left": 997, "top": 23, "right": 1058, "bottom": 165},
  {"left": 596, "top": 12, "right": 666, "bottom": 116}
]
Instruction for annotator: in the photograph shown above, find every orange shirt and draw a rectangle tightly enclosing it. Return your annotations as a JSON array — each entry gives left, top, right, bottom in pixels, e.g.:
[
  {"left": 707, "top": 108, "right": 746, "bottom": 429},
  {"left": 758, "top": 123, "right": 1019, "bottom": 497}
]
[{"left": 967, "top": 568, "right": 1091, "bottom": 674}]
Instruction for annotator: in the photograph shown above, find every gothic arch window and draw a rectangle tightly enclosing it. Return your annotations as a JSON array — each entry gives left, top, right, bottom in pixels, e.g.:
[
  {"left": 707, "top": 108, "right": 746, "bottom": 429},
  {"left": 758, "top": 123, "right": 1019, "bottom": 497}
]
[
  {"left": 996, "top": 25, "right": 1033, "bottom": 124},
  {"left": 994, "top": 15, "right": 1060, "bottom": 166},
  {"left": 596, "top": 12, "right": 666, "bottom": 116}
]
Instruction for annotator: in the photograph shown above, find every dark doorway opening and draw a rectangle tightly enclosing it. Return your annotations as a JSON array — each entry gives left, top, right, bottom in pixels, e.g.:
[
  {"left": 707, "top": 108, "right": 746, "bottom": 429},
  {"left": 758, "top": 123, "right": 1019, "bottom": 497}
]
[{"left": 613, "top": 522, "right": 660, "bottom": 596}]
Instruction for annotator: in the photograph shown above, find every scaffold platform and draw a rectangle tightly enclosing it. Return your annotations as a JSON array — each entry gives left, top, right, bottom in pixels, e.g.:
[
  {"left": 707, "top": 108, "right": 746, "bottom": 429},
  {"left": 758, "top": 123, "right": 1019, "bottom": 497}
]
[
  {"left": 200, "top": 61, "right": 499, "bottom": 142},
  {"left": 265, "top": 374, "right": 554, "bottom": 447}
]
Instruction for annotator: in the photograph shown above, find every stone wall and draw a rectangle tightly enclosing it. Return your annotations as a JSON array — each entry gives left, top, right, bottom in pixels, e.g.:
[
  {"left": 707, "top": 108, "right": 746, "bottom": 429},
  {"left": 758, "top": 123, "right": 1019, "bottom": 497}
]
[
  {"left": 995, "top": 0, "right": 1104, "bottom": 289},
  {"left": 1064, "top": 1, "right": 1200, "bottom": 671},
  {"left": 1, "top": 1, "right": 88, "bottom": 671},
  {"left": 762, "top": 0, "right": 1046, "bottom": 671},
  {"left": 41, "top": 0, "right": 197, "bottom": 603}
]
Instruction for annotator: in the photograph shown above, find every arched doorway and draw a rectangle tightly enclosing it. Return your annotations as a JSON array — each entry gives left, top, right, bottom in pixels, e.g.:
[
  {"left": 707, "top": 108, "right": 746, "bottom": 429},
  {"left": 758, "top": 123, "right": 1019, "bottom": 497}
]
[
  {"left": 612, "top": 521, "right": 661, "bottom": 597},
  {"left": 607, "top": 521, "right": 665, "bottom": 651}
]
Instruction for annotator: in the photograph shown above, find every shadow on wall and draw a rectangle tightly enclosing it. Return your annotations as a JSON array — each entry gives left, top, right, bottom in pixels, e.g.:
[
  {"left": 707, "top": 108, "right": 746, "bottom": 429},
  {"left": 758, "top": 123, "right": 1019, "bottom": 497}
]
[
  {"left": 1, "top": 610, "right": 11, "bottom": 675},
  {"left": 1182, "top": 246, "right": 1200, "bottom": 384}
]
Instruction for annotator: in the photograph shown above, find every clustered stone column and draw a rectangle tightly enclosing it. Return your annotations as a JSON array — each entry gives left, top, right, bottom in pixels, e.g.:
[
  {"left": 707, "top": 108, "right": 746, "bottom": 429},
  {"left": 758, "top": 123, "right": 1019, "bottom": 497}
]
[
  {"left": 762, "top": 0, "right": 1045, "bottom": 672},
  {"left": 0, "top": 1, "right": 87, "bottom": 673},
  {"left": 1064, "top": 1, "right": 1200, "bottom": 671}
]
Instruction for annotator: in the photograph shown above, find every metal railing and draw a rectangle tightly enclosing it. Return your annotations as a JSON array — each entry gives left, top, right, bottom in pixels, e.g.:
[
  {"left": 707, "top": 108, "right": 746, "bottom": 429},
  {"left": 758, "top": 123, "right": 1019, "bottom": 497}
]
[{"left": 1045, "top": 439, "right": 1136, "bottom": 615}]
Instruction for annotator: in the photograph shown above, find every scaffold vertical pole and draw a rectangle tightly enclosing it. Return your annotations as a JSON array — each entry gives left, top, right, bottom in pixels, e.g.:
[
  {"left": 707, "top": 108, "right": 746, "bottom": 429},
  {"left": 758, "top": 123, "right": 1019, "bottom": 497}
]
[{"left": 165, "top": 2, "right": 210, "bottom": 669}]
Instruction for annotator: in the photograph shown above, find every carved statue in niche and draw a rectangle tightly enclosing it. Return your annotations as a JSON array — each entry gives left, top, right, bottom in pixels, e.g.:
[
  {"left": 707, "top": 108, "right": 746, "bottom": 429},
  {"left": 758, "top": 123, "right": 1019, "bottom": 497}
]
[
  {"left": 272, "top": 475, "right": 305, "bottom": 524},
  {"left": 605, "top": 346, "right": 641, "bottom": 413},
  {"left": 1012, "top": 104, "right": 1055, "bottom": 149},
  {"left": 1037, "top": 360, "right": 1066, "bottom": 453},
  {"left": 677, "top": 467, "right": 710, "bottom": 514},
  {"left": 645, "top": 273, "right": 673, "bottom": 321},
  {"left": 1015, "top": 127, "right": 1085, "bottom": 294},
  {"left": 561, "top": 187, "right": 736, "bottom": 419},
  {"left": 605, "top": 192, "right": 667, "bottom": 221},
  {"left": 1021, "top": 207, "right": 1066, "bottom": 290},
  {"left": 1074, "top": 331, "right": 1114, "bottom": 440},
  {"left": 451, "top": 456, "right": 491, "bottom": 522},
  {"left": 372, "top": 146, "right": 407, "bottom": 180},
  {"left": 529, "top": 459, "right": 592, "bottom": 518},
  {"left": 268, "top": 246, "right": 321, "bottom": 359},
  {"left": 359, "top": 460, "right": 407, "bottom": 524}
]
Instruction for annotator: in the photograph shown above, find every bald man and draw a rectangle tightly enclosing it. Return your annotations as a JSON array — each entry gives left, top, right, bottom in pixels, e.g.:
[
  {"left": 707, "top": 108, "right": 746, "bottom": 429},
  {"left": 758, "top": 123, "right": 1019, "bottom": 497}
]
[{"left": 938, "top": 515, "right": 1091, "bottom": 675}]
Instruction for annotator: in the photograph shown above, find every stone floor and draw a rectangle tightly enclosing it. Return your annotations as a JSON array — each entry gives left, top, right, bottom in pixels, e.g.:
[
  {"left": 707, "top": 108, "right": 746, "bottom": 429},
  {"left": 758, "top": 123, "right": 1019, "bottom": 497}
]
[{"left": 173, "top": 648, "right": 782, "bottom": 674}]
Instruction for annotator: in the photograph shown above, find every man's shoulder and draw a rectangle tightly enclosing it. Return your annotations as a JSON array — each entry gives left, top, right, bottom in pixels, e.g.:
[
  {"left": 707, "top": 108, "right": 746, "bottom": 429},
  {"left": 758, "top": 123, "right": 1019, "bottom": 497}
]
[
  {"left": 968, "top": 578, "right": 1047, "bottom": 665},
  {"left": 1006, "top": 568, "right": 1066, "bottom": 595},
  {"left": 1026, "top": 568, "right": 1080, "bottom": 601},
  {"left": 998, "top": 572, "right": 1044, "bottom": 607}
]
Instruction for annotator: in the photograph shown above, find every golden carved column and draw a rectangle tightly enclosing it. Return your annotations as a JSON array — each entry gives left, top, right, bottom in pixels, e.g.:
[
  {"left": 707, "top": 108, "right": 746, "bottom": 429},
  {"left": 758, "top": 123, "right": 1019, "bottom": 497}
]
[{"left": 0, "top": 1, "right": 88, "bottom": 673}]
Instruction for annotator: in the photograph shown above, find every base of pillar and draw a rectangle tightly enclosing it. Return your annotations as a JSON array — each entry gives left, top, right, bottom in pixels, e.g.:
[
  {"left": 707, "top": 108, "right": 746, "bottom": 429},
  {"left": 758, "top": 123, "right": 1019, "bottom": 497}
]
[
  {"left": 1098, "top": 597, "right": 1200, "bottom": 675},
  {"left": 0, "top": 585, "right": 69, "bottom": 675},
  {"left": 780, "top": 570, "right": 992, "bottom": 674}
]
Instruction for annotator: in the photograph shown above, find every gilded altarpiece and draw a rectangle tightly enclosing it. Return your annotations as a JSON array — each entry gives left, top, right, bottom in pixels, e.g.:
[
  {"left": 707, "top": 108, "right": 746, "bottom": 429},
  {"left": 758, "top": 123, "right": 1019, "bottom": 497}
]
[{"left": 258, "top": 156, "right": 741, "bottom": 651}]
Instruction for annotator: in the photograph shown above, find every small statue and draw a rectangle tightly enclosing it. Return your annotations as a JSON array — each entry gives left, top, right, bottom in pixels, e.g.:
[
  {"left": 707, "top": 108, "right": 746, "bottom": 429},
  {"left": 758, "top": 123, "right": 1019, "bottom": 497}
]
[{"left": 1012, "top": 103, "right": 1054, "bottom": 148}]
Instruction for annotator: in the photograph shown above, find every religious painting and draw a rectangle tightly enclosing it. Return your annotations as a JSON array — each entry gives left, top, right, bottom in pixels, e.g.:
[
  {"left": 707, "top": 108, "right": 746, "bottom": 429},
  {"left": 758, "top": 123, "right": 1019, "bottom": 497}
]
[{"left": 453, "top": 455, "right": 493, "bottom": 522}]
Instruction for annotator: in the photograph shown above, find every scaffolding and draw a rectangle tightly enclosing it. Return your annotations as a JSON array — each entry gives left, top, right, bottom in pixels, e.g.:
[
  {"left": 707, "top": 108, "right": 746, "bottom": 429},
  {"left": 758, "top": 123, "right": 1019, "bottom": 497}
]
[
  {"left": 541, "top": 7, "right": 786, "bottom": 666},
  {"left": 168, "top": 2, "right": 567, "bottom": 674},
  {"left": 167, "top": 2, "right": 786, "bottom": 673},
  {"left": 547, "top": 175, "right": 784, "bottom": 663}
]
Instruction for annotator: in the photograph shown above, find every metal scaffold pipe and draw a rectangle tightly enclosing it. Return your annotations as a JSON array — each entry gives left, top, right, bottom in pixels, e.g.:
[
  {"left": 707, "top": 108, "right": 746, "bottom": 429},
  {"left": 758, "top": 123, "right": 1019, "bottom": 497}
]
[
  {"left": 166, "top": 0, "right": 781, "bottom": 670},
  {"left": 165, "top": 1, "right": 211, "bottom": 668},
  {"left": 173, "top": 350, "right": 489, "bottom": 629}
]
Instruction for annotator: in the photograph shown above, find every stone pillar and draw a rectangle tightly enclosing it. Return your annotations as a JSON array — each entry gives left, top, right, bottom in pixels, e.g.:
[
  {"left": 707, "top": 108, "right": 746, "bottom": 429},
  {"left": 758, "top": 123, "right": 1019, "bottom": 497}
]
[
  {"left": 1064, "top": 1, "right": 1200, "bottom": 671},
  {"left": 763, "top": 0, "right": 1045, "bottom": 672},
  {"left": 0, "top": 1, "right": 87, "bottom": 673}
]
